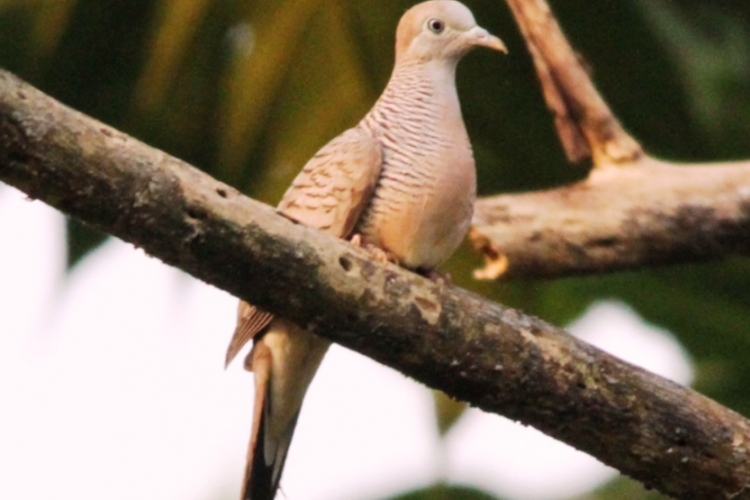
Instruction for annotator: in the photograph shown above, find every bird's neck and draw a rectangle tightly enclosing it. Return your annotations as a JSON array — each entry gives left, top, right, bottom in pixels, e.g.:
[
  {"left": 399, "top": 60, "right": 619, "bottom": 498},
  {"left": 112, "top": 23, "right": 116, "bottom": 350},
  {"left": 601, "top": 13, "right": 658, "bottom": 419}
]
[{"left": 362, "top": 58, "right": 463, "bottom": 133}]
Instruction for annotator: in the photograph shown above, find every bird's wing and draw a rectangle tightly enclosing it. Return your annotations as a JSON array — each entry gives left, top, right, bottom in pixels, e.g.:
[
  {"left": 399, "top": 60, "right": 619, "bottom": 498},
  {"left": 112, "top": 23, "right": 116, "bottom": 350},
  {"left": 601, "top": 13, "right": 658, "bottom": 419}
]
[
  {"left": 225, "top": 126, "right": 382, "bottom": 367},
  {"left": 276, "top": 126, "right": 383, "bottom": 237}
]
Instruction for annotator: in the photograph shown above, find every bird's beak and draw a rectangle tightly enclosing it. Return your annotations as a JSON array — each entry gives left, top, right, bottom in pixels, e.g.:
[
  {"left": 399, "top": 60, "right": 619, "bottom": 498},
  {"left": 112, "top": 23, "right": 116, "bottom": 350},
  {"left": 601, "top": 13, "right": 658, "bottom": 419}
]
[{"left": 467, "top": 26, "right": 507, "bottom": 53}]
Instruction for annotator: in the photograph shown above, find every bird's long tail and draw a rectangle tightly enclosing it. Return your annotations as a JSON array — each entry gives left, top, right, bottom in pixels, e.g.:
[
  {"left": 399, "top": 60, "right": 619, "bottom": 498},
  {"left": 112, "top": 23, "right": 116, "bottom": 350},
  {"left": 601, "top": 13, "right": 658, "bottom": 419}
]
[{"left": 238, "top": 319, "right": 330, "bottom": 500}]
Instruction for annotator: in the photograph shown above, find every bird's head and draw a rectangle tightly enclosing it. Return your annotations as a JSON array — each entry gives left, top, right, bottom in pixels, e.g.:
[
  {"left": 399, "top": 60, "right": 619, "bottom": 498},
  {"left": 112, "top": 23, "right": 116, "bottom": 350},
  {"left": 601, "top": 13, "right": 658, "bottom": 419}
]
[{"left": 395, "top": 1, "right": 507, "bottom": 63}]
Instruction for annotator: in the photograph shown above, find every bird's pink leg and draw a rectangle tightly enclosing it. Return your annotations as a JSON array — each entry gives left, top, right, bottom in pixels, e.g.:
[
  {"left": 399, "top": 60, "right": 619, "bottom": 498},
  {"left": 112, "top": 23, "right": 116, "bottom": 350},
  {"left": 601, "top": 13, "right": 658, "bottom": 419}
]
[{"left": 349, "top": 233, "right": 400, "bottom": 265}]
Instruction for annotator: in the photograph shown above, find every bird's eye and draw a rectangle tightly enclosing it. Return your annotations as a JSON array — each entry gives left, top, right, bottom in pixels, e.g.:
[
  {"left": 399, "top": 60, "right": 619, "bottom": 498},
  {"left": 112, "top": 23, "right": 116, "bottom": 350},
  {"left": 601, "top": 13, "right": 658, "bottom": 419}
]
[{"left": 427, "top": 18, "right": 445, "bottom": 34}]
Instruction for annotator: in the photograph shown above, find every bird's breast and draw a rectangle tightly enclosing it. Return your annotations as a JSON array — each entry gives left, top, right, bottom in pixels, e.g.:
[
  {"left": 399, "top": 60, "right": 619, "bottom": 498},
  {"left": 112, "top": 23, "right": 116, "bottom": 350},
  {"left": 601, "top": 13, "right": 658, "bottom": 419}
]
[
  {"left": 356, "top": 126, "right": 476, "bottom": 270},
  {"left": 355, "top": 62, "right": 477, "bottom": 270}
]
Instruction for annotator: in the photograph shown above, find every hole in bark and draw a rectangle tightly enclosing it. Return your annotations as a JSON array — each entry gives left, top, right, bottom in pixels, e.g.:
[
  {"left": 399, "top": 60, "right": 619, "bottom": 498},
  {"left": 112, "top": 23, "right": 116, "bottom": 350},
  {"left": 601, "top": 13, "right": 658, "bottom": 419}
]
[
  {"left": 589, "top": 236, "right": 618, "bottom": 247},
  {"left": 187, "top": 207, "right": 207, "bottom": 220},
  {"left": 673, "top": 427, "right": 688, "bottom": 446},
  {"left": 339, "top": 256, "right": 353, "bottom": 272}
]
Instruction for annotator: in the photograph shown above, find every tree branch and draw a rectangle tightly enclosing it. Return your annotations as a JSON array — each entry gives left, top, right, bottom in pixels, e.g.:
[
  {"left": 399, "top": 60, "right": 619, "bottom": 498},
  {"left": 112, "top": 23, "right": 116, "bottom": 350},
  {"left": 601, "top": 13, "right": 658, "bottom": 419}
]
[
  {"left": 2, "top": 71, "right": 750, "bottom": 499},
  {"left": 468, "top": 0, "right": 750, "bottom": 280},
  {"left": 503, "top": 0, "right": 643, "bottom": 165},
  {"left": 472, "top": 158, "right": 750, "bottom": 279}
]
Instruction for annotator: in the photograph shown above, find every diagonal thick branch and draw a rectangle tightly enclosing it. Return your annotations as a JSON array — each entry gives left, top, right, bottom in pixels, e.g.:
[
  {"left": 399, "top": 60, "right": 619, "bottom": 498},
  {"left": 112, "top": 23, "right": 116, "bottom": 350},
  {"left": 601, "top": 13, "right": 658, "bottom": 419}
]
[
  {"left": 2, "top": 71, "right": 750, "bottom": 500},
  {"left": 469, "top": 0, "right": 750, "bottom": 280}
]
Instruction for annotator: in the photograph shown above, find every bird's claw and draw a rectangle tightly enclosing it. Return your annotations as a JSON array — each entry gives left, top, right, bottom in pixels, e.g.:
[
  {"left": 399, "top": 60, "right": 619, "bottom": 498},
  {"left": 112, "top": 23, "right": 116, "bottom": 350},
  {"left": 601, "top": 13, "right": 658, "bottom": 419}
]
[{"left": 349, "top": 234, "right": 400, "bottom": 265}]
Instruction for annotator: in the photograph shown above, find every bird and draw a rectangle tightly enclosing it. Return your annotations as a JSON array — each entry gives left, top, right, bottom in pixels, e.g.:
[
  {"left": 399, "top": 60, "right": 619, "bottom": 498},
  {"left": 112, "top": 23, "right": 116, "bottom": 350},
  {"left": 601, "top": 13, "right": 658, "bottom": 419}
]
[{"left": 225, "top": 2, "right": 506, "bottom": 499}]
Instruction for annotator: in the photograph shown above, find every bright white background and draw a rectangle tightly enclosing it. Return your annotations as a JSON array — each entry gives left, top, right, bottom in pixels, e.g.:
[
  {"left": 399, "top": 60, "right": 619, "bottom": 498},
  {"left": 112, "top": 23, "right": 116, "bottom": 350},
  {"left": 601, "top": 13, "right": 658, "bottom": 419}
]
[{"left": 0, "top": 185, "right": 693, "bottom": 500}]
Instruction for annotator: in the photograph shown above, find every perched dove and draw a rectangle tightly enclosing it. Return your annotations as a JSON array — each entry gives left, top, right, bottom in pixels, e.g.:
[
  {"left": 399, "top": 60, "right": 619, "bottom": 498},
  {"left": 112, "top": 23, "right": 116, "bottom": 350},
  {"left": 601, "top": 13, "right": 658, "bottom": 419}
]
[{"left": 226, "top": 2, "right": 506, "bottom": 499}]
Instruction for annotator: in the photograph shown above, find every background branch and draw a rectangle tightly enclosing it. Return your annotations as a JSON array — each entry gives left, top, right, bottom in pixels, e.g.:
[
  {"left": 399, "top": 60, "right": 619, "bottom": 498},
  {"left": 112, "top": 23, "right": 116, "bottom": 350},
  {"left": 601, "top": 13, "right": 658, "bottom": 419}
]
[
  {"left": 468, "top": 0, "right": 750, "bottom": 280},
  {"left": 472, "top": 157, "right": 750, "bottom": 279},
  {"left": 503, "top": 0, "right": 643, "bottom": 165},
  {"left": 2, "top": 70, "right": 750, "bottom": 500}
]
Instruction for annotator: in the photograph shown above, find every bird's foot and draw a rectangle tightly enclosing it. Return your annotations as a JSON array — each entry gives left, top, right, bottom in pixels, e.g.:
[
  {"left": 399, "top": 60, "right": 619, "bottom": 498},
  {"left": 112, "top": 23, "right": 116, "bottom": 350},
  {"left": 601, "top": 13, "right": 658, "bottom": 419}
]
[
  {"left": 349, "top": 234, "right": 400, "bottom": 265},
  {"left": 349, "top": 233, "right": 363, "bottom": 247},
  {"left": 367, "top": 245, "right": 400, "bottom": 265}
]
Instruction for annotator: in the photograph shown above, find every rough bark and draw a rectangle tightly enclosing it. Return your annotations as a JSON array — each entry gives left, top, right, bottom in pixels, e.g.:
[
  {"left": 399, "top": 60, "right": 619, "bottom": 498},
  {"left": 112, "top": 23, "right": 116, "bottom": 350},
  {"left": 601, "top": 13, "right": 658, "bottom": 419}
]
[{"left": 2, "top": 70, "right": 750, "bottom": 500}]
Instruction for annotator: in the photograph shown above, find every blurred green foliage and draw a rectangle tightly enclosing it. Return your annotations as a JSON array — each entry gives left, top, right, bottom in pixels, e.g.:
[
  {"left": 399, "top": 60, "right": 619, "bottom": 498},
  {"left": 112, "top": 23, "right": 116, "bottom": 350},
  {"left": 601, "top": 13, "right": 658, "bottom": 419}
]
[
  {"left": 391, "top": 484, "right": 506, "bottom": 500},
  {"left": 572, "top": 475, "right": 670, "bottom": 500},
  {"left": 1, "top": 1, "right": 749, "bottom": 499}
]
